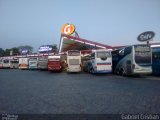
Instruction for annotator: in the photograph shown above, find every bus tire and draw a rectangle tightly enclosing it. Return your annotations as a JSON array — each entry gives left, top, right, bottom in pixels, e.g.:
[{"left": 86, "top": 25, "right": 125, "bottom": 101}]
[
  {"left": 91, "top": 68, "right": 94, "bottom": 74},
  {"left": 119, "top": 68, "right": 124, "bottom": 76}
]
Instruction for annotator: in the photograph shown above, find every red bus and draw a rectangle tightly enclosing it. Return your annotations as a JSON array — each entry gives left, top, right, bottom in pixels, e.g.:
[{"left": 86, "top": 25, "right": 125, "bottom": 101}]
[{"left": 48, "top": 55, "right": 62, "bottom": 72}]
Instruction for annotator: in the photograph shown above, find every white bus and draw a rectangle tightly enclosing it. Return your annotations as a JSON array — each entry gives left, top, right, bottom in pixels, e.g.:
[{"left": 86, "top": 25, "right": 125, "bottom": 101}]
[
  {"left": 2, "top": 59, "right": 11, "bottom": 68},
  {"left": 82, "top": 49, "right": 112, "bottom": 74},
  {"left": 66, "top": 50, "right": 81, "bottom": 72},
  {"left": 37, "top": 56, "right": 48, "bottom": 70},
  {"left": 10, "top": 59, "right": 19, "bottom": 68},
  {"left": 19, "top": 57, "right": 29, "bottom": 69},
  {"left": 112, "top": 44, "right": 152, "bottom": 76},
  {"left": 28, "top": 57, "right": 38, "bottom": 69}
]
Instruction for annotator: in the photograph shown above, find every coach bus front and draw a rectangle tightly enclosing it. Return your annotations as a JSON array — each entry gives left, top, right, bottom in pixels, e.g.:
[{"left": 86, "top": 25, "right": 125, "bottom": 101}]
[
  {"left": 152, "top": 46, "right": 160, "bottom": 75},
  {"left": 95, "top": 50, "right": 112, "bottom": 73},
  {"left": 48, "top": 55, "right": 62, "bottom": 72},
  {"left": 67, "top": 50, "right": 81, "bottom": 72},
  {"left": 133, "top": 45, "right": 152, "bottom": 75}
]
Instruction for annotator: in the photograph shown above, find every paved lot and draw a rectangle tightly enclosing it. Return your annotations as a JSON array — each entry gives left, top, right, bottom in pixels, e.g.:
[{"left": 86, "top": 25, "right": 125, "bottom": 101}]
[{"left": 0, "top": 69, "right": 160, "bottom": 114}]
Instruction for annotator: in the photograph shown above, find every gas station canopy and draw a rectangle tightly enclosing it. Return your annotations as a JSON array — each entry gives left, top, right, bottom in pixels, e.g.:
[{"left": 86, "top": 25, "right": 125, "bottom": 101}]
[{"left": 59, "top": 34, "right": 113, "bottom": 53}]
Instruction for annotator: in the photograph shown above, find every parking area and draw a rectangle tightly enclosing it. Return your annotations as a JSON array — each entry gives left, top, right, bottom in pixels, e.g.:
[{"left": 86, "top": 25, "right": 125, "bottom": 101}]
[{"left": 0, "top": 69, "right": 160, "bottom": 114}]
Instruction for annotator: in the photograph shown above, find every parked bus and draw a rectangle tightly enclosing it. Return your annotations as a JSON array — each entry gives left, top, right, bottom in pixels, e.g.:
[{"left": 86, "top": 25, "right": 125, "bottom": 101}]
[
  {"left": 48, "top": 55, "right": 62, "bottom": 72},
  {"left": 112, "top": 44, "right": 152, "bottom": 76},
  {"left": 2, "top": 59, "right": 10, "bottom": 68},
  {"left": 82, "top": 49, "right": 112, "bottom": 74},
  {"left": 28, "top": 57, "right": 38, "bottom": 69},
  {"left": 10, "top": 59, "right": 19, "bottom": 68},
  {"left": 19, "top": 57, "right": 29, "bottom": 69},
  {"left": 37, "top": 56, "right": 48, "bottom": 70},
  {"left": 66, "top": 50, "right": 81, "bottom": 72},
  {"left": 151, "top": 45, "right": 160, "bottom": 75},
  {"left": 0, "top": 59, "right": 3, "bottom": 68}
]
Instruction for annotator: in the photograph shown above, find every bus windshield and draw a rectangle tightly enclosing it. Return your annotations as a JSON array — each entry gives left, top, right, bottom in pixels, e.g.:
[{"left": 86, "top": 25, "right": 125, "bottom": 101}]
[
  {"left": 48, "top": 58, "right": 60, "bottom": 61},
  {"left": 11, "top": 60, "right": 19, "bottom": 63},
  {"left": 134, "top": 45, "right": 151, "bottom": 65},
  {"left": 68, "top": 51, "right": 80, "bottom": 56},
  {"left": 29, "top": 58, "right": 37, "bottom": 61},
  {"left": 152, "top": 47, "right": 160, "bottom": 61},
  {"left": 3, "top": 59, "right": 9, "bottom": 63},
  {"left": 97, "top": 51, "right": 111, "bottom": 58}
]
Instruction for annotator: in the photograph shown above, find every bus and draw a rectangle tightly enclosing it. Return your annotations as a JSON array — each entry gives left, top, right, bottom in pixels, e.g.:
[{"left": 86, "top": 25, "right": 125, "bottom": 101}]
[
  {"left": 2, "top": 59, "right": 10, "bottom": 68},
  {"left": 10, "top": 59, "right": 19, "bottom": 68},
  {"left": 151, "top": 45, "right": 160, "bottom": 75},
  {"left": 82, "top": 49, "right": 112, "bottom": 74},
  {"left": 66, "top": 50, "right": 81, "bottom": 72},
  {"left": 37, "top": 56, "right": 48, "bottom": 70},
  {"left": 112, "top": 44, "right": 152, "bottom": 76},
  {"left": 28, "top": 57, "right": 38, "bottom": 69},
  {"left": 19, "top": 57, "right": 29, "bottom": 69},
  {"left": 48, "top": 55, "right": 62, "bottom": 72}
]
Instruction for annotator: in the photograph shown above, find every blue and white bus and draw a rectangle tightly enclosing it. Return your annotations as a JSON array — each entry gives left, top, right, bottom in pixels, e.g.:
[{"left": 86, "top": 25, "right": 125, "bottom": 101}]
[
  {"left": 151, "top": 45, "right": 160, "bottom": 75},
  {"left": 82, "top": 49, "right": 112, "bottom": 74},
  {"left": 112, "top": 44, "right": 152, "bottom": 76}
]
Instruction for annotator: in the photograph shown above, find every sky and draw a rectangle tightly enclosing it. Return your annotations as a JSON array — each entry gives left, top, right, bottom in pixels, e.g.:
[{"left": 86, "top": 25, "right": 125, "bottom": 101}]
[{"left": 0, "top": 0, "right": 160, "bottom": 52}]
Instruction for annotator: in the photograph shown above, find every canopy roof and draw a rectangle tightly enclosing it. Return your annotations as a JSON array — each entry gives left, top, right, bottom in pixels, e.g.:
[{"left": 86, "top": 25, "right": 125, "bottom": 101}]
[{"left": 59, "top": 34, "right": 113, "bottom": 53}]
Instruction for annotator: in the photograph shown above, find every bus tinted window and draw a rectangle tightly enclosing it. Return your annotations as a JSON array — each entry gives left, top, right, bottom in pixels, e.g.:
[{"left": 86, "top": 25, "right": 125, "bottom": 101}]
[
  {"left": 29, "top": 58, "right": 37, "bottom": 61},
  {"left": 134, "top": 45, "right": 151, "bottom": 65},
  {"left": 152, "top": 47, "right": 160, "bottom": 60},
  {"left": 3, "top": 59, "right": 9, "bottom": 63},
  {"left": 11, "top": 61, "right": 19, "bottom": 63},
  {"left": 97, "top": 51, "right": 111, "bottom": 58},
  {"left": 124, "top": 47, "right": 132, "bottom": 55}
]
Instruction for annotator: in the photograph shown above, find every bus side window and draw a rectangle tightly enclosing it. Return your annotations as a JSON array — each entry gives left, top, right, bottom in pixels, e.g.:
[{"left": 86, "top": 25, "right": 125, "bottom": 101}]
[{"left": 90, "top": 53, "right": 95, "bottom": 59}]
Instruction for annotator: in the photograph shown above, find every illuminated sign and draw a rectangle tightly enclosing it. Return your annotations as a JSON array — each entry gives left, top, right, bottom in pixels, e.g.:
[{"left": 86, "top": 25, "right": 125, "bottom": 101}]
[
  {"left": 21, "top": 49, "right": 29, "bottom": 54},
  {"left": 38, "top": 45, "right": 53, "bottom": 52},
  {"left": 134, "top": 45, "right": 150, "bottom": 52},
  {"left": 61, "top": 23, "right": 75, "bottom": 35},
  {"left": 137, "top": 31, "right": 155, "bottom": 42}
]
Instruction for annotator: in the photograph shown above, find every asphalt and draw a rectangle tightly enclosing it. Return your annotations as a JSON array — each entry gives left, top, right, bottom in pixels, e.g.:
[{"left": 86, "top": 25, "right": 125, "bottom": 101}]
[{"left": 0, "top": 69, "right": 160, "bottom": 114}]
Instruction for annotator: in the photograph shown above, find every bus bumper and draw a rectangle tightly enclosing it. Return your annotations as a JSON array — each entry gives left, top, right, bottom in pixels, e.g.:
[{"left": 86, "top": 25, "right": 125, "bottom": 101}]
[
  {"left": 48, "top": 66, "right": 62, "bottom": 71},
  {"left": 93, "top": 70, "right": 112, "bottom": 74}
]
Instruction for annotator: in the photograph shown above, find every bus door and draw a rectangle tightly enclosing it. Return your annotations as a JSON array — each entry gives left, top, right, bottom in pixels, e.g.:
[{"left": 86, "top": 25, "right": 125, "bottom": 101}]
[{"left": 126, "top": 60, "right": 132, "bottom": 74}]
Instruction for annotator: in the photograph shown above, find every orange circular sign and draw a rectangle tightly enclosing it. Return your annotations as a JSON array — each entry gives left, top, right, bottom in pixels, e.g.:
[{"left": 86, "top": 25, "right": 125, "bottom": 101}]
[{"left": 61, "top": 24, "right": 75, "bottom": 35}]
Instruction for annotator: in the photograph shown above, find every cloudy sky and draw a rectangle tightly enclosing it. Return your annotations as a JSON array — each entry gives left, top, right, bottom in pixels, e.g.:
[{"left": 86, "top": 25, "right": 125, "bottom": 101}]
[{"left": 0, "top": 0, "right": 160, "bottom": 52}]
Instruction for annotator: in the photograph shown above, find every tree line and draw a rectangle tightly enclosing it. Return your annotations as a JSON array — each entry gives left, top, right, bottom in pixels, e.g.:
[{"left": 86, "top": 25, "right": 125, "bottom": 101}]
[{"left": 0, "top": 44, "right": 57, "bottom": 57}]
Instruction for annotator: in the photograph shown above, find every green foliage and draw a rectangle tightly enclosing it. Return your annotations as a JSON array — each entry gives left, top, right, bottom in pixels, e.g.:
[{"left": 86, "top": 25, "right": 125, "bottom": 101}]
[
  {"left": 0, "top": 48, "right": 5, "bottom": 57},
  {"left": 18, "top": 45, "right": 33, "bottom": 53},
  {"left": 51, "top": 44, "right": 57, "bottom": 52}
]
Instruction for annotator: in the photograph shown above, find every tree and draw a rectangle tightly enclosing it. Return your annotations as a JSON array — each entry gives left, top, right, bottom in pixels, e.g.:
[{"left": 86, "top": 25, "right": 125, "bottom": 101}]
[
  {"left": 52, "top": 44, "right": 57, "bottom": 52},
  {"left": 18, "top": 45, "right": 33, "bottom": 54},
  {"left": 0, "top": 48, "right": 5, "bottom": 57},
  {"left": 4, "top": 49, "right": 10, "bottom": 56},
  {"left": 11, "top": 47, "right": 20, "bottom": 55}
]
